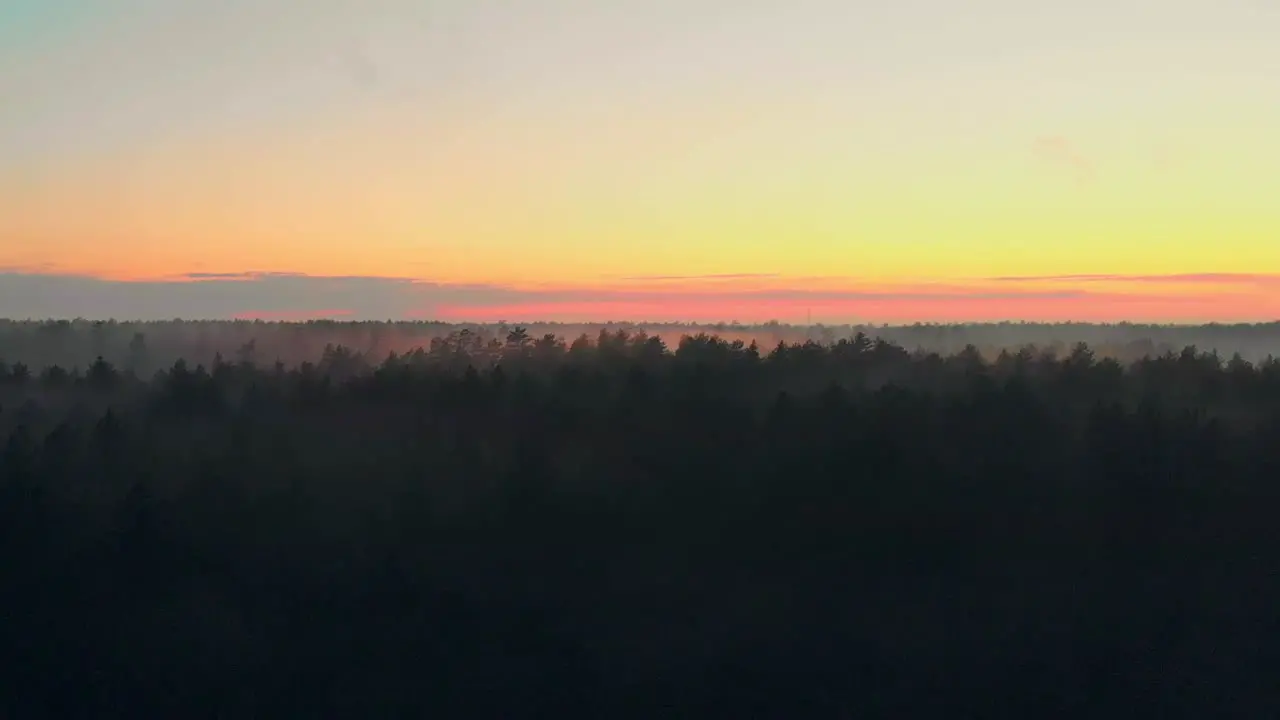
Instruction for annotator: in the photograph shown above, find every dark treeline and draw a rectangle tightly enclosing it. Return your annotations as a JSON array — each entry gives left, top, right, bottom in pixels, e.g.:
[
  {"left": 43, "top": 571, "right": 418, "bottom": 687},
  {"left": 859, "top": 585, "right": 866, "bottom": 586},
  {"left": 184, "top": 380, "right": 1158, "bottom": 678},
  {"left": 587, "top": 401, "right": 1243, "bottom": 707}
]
[
  {"left": 5, "top": 318, "right": 1280, "bottom": 375},
  {"left": 3, "top": 326, "right": 1280, "bottom": 717}
]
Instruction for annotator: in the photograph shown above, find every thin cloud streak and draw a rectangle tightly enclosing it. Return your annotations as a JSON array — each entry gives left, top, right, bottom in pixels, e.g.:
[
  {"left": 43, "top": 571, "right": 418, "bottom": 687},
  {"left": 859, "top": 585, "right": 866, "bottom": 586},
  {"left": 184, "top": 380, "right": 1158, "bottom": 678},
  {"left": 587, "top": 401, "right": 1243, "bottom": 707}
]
[
  {"left": 990, "top": 273, "right": 1280, "bottom": 286},
  {"left": 619, "top": 273, "right": 783, "bottom": 282},
  {"left": 181, "top": 271, "right": 310, "bottom": 280}
]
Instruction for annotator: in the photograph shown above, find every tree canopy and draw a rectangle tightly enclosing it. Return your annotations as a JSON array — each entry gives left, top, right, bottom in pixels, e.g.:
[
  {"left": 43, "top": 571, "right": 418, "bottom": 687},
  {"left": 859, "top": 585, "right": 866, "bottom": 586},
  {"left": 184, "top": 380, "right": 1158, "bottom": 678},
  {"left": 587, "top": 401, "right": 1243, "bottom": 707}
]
[{"left": 2, "top": 323, "right": 1280, "bottom": 716}]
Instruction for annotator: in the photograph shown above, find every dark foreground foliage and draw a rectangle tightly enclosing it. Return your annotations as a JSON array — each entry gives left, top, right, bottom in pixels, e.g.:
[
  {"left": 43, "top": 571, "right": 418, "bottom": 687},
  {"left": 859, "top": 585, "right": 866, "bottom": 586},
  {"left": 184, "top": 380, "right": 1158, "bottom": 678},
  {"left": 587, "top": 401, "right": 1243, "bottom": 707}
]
[{"left": 3, "top": 329, "right": 1280, "bottom": 717}]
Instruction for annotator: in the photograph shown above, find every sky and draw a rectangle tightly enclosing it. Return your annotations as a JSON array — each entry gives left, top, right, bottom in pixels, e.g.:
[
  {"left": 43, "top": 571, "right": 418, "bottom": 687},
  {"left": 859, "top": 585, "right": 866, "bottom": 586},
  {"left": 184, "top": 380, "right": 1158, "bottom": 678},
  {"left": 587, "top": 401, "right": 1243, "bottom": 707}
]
[{"left": 2, "top": 0, "right": 1278, "bottom": 322}]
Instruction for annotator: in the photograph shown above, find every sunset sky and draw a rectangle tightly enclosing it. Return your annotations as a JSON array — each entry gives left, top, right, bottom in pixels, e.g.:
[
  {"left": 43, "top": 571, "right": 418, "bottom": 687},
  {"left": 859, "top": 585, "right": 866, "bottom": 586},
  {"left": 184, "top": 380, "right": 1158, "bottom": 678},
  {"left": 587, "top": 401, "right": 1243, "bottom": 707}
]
[{"left": 2, "top": 0, "right": 1278, "bottom": 322}]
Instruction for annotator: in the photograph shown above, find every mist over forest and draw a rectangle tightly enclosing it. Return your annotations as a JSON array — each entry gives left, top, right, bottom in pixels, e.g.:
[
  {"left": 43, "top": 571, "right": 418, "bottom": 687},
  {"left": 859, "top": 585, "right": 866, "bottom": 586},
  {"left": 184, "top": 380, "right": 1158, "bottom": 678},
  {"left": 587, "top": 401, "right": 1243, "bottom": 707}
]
[
  {"left": 4, "top": 316, "right": 1280, "bottom": 716},
  {"left": 4, "top": 318, "right": 1280, "bottom": 375}
]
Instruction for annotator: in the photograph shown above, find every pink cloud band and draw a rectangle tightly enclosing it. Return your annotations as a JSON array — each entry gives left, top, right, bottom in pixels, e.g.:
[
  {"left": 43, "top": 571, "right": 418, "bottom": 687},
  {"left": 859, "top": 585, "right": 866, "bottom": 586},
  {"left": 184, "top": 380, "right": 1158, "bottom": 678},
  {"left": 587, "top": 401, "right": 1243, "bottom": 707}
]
[{"left": 1, "top": 270, "right": 1276, "bottom": 323}]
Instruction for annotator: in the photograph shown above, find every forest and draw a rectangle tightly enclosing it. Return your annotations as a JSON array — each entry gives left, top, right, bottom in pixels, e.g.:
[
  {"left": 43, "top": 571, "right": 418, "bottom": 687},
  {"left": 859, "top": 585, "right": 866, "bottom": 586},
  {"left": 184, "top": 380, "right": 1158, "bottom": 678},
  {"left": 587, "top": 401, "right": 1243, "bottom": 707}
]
[
  {"left": 3, "top": 320, "right": 1280, "bottom": 717},
  {"left": 5, "top": 318, "right": 1280, "bottom": 373}
]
